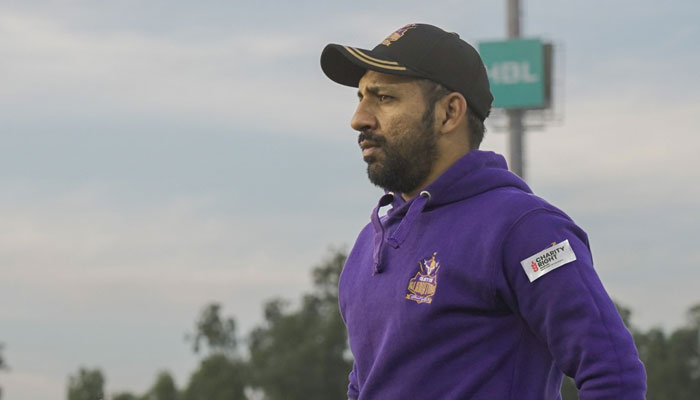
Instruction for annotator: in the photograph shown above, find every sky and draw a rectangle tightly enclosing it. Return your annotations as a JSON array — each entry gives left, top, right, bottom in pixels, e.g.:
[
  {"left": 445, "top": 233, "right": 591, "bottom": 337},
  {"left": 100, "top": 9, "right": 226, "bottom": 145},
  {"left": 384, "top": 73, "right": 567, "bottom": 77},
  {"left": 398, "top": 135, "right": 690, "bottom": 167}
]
[{"left": 1, "top": 0, "right": 699, "bottom": 398}]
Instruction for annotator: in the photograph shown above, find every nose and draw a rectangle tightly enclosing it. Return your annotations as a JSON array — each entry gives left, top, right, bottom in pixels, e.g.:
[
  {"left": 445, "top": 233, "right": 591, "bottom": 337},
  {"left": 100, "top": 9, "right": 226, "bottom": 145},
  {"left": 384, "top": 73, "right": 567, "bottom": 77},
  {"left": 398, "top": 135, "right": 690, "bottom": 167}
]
[{"left": 350, "top": 100, "right": 377, "bottom": 132}]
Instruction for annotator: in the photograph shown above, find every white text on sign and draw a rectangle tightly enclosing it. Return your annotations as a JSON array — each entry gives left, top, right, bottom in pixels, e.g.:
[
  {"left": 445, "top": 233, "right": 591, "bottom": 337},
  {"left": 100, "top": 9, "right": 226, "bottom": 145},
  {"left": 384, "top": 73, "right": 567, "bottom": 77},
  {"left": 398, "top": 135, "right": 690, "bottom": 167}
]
[{"left": 488, "top": 61, "right": 539, "bottom": 85}]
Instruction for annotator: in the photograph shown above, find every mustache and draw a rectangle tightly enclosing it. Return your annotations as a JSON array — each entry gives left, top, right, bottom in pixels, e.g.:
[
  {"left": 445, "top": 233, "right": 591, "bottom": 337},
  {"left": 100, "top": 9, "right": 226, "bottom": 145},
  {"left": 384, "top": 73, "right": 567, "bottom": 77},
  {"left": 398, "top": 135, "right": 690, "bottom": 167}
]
[{"left": 358, "top": 130, "right": 387, "bottom": 146}]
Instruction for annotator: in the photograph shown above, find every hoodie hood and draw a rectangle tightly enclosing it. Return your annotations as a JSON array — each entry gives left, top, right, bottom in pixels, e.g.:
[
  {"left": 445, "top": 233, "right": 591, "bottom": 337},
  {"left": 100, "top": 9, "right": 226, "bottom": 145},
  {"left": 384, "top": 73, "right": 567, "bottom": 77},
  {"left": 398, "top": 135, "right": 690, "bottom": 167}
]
[
  {"left": 370, "top": 150, "right": 531, "bottom": 273},
  {"left": 388, "top": 150, "right": 531, "bottom": 216}
]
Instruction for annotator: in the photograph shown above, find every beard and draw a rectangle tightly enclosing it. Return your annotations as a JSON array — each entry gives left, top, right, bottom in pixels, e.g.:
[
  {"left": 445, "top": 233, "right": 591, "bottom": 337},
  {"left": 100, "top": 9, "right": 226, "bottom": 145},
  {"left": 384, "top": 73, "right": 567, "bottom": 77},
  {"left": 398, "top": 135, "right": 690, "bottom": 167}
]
[{"left": 359, "top": 107, "right": 438, "bottom": 194}]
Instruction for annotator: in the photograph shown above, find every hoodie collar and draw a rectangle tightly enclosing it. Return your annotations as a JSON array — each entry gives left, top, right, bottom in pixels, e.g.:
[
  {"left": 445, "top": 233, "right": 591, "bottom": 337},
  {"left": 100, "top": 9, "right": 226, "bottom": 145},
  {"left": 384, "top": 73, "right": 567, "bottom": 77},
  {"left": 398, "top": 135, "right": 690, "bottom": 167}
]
[
  {"left": 371, "top": 190, "right": 432, "bottom": 274},
  {"left": 388, "top": 150, "right": 531, "bottom": 214},
  {"left": 370, "top": 150, "right": 531, "bottom": 274}
]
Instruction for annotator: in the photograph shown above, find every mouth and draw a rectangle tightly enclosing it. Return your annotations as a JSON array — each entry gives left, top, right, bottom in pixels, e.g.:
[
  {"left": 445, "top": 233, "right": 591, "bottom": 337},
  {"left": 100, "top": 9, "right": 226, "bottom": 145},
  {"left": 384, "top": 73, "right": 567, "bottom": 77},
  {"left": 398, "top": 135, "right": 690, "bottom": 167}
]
[
  {"left": 358, "top": 131, "right": 385, "bottom": 161},
  {"left": 359, "top": 140, "right": 380, "bottom": 159}
]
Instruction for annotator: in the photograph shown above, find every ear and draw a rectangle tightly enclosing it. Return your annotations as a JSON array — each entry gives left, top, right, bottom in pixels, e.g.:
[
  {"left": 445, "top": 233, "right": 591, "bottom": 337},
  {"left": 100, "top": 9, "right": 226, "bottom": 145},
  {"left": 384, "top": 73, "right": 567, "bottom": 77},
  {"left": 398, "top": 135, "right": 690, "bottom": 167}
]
[{"left": 437, "top": 92, "right": 467, "bottom": 134}]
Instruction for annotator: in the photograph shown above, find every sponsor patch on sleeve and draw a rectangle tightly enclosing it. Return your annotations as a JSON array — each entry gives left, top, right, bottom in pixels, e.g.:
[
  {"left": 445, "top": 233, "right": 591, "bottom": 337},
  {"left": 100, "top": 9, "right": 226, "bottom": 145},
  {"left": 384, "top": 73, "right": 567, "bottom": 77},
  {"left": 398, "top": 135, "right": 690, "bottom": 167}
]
[{"left": 520, "top": 239, "right": 577, "bottom": 282}]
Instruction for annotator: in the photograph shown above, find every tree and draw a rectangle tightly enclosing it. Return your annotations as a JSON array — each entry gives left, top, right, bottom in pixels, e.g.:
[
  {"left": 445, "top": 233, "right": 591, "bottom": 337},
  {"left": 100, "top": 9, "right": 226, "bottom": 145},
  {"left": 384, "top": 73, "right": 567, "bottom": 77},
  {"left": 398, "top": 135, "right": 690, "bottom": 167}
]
[
  {"left": 143, "top": 371, "right": 179, "bottom": 400},
  {"left": 186, "top": 303, "right": 237, "bottom": 356},
  {"left": 182, "top": 354, "right": 247, "bottom": 400},
  {"left": 67, "top": 367, "right": 105, "bottom": 400},
  {"left": 686, "top": 304, "right": 700, "bottom": 394},
  {"left": 634, "top": 303, "right": 700, "bottom": 400},
  {"left": 247, "top": 249, "right": 352, "bottom": 400},
  {"left": 182, "top": 303, "right": 247, "bottom": 400}
]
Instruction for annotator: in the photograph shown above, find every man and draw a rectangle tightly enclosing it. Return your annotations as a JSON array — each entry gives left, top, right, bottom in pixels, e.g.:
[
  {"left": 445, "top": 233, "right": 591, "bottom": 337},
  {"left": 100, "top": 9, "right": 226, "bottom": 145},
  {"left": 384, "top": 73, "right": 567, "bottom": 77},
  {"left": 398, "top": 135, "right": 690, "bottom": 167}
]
[{"left": 320, "top": 23, "right": 646, "bottom": 399}]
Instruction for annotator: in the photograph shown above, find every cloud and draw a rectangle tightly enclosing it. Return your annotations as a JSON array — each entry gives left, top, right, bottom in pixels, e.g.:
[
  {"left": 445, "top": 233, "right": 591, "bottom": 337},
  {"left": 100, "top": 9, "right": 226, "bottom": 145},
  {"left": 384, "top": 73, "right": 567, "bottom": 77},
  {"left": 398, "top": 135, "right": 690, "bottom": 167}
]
[
  {"left": 0, "top": 12, "right": 346, "bottom": 137},
  {"left": 0, "top": 4, "right": 510, "bottom": 141},
  {"left": 525, "top": 97, "right": 700, "bottom": 204},
  {"left": 0, "top": 184, "right": 322, "bottom": 288}
]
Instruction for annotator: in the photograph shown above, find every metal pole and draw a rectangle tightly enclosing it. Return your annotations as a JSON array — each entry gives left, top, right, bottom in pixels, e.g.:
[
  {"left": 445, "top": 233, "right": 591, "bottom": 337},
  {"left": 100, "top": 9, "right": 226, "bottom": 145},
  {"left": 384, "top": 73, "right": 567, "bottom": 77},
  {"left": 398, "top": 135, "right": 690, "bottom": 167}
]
[
  {"left": 507, "top": 0, "right": 525, "bottom": 178},
  {"left": 507, "top": 0, "right": 521, "bottom": 37},
  {"left": 508, "top": 109, "right": 524, "bottom": 177}
]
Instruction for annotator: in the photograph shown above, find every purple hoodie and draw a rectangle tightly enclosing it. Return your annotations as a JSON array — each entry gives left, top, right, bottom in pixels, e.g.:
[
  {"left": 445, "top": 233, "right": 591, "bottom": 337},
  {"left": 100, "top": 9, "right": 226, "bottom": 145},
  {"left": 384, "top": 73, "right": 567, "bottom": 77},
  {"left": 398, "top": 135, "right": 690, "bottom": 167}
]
[{"left": 339, "top": 150, "right": 646, "bottom": 399}]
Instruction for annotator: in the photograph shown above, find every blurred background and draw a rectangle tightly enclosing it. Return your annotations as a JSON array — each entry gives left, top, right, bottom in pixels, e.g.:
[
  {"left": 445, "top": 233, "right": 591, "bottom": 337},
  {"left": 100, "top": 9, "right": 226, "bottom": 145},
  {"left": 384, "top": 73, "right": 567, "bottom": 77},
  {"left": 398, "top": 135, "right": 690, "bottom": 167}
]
[{"left": 1, "top": 0, "right": 698, "bottom": 399}]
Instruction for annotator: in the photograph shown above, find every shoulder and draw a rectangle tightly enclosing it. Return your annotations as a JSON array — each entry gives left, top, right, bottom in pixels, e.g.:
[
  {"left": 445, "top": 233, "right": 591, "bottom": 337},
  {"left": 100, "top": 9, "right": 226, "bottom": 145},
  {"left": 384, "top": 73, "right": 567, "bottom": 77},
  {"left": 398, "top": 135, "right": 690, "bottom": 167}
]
[{"left": 448, "top": 185, "right": 579, "bottom": 237}]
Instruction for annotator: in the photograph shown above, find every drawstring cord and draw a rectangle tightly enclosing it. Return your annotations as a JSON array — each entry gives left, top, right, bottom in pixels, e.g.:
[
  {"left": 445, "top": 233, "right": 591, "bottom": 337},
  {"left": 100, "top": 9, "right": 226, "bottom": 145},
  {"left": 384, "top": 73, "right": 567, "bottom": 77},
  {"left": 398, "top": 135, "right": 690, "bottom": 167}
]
[
  {"left": 372, "top": 191, "right": 432, "bottom": 274},
  {"left": 387, "top": 191, "right": 431, "bottom": 249},
  {"left": 371, "top": 192, "right": 394, "bottom": 275}
]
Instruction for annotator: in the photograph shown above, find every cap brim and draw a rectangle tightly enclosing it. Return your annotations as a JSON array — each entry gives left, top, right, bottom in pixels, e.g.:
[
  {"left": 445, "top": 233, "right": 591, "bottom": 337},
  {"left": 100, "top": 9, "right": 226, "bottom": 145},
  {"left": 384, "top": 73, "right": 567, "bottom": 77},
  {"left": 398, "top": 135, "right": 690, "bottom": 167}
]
[{"left": 320, "top": 44, "right": 417, "bottom": 88}]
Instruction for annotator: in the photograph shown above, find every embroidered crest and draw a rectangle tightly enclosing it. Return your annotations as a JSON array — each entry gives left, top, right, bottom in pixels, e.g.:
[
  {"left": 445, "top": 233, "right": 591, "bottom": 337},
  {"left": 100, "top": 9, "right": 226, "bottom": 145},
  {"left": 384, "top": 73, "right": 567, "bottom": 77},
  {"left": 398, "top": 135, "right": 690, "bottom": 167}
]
[
  {"left": 381, "top": 24, "right": 417, "bottom": 46},
  {"left": 405, "top": 252, "right": 441, "bottom": 304}
]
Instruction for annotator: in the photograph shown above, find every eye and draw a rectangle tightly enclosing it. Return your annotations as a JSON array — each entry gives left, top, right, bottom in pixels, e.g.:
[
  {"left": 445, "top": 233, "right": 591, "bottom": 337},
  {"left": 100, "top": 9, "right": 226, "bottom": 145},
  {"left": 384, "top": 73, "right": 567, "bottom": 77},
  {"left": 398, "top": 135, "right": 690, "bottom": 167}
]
[{"left": 378, "top": 95, "right": 392, "bottom": 102}]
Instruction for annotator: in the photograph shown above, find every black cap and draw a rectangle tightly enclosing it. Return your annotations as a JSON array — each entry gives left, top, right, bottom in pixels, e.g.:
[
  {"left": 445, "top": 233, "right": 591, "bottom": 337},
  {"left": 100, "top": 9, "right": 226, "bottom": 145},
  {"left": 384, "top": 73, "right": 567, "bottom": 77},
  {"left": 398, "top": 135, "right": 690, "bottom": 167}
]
[{"left": 320, "top": 23, "right": 493, "bottom": 121}]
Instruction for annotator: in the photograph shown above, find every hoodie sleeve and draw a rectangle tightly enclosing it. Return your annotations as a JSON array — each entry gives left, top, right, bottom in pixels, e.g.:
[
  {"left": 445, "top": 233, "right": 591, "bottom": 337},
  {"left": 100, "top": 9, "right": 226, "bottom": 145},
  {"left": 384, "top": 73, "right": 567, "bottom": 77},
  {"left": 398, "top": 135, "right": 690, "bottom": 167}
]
[
  {"left": 496, "top": 208, "right": 646, "bottom": 399},
  {"left": 347, "top": 362, "right": 359, "bottom": 399}
]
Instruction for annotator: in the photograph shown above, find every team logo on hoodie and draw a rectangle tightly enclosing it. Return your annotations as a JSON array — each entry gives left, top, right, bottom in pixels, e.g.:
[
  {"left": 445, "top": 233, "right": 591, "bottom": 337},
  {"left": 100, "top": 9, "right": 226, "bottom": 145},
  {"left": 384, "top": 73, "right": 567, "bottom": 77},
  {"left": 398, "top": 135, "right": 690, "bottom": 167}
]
[{"left": 405, "top": 252, "right": 441, "bottom": 304}]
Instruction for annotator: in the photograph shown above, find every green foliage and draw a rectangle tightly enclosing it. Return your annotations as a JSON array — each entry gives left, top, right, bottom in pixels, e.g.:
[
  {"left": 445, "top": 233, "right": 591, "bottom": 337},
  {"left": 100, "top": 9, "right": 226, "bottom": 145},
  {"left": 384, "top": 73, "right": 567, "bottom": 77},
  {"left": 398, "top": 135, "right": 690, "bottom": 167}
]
[
  {"left": 634, "top": 304, "right": 700, "bottom": 400},
  {"left": 181, "top": 303, "right": 247, "bottom": 399},
  {"left": 67, "top": 367, "right": 105, "bottom": 400},
  {"left": 187, "top": 303, "right": 237, "bottom": 355},
  {"left": 182, "top": 354, "right": 247, "bottom": 400},
  {"left": 247, "top": 249, "right": 352, "bottom": 400},
  {"left": 143, "top": 371, "right": 179, "bottom": 400},
  {"left": 112, "top": 393, "right": 139, "bottom": 400},
  {"left": 688, "top": 304, "right": 700, "bottom": 327}
]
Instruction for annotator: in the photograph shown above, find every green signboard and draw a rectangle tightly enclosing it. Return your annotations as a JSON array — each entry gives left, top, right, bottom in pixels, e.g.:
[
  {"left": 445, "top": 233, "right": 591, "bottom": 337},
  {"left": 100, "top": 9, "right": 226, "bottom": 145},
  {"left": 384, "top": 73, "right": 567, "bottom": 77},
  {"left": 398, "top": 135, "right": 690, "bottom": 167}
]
[{"left": 478, "top": 38, "right": 549, "bottom": 109}]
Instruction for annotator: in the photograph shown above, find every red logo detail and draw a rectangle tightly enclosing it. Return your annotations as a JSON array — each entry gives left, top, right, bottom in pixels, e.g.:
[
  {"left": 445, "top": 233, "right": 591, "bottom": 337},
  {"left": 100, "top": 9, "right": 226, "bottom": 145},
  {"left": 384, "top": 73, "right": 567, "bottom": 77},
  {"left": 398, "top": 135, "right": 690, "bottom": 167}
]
[{"left": 531, "top": 261, "right": 539, "bottom": 272}]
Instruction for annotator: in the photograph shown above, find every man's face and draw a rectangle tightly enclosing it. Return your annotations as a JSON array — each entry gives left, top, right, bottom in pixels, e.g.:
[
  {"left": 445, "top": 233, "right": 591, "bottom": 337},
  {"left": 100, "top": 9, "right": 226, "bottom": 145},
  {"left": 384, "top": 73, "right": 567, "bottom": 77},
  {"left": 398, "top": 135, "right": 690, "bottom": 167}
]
[{"left": 351, "top": 71, "right": 438, "bottom": 194}]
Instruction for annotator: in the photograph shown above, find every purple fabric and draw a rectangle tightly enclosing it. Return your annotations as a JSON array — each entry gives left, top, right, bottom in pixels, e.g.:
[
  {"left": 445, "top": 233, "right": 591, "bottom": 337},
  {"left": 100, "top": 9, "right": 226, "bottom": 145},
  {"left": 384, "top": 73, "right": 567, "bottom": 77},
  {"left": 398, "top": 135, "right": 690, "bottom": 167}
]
[
  {"left": 339, "top": 150, "right": 646, "bottom": 400},
  {"left": 371, "top": 193, "right": 394, "bottom": 274},
  {"left": 385, "top": 191, "right": 430, "bottom": 250}
]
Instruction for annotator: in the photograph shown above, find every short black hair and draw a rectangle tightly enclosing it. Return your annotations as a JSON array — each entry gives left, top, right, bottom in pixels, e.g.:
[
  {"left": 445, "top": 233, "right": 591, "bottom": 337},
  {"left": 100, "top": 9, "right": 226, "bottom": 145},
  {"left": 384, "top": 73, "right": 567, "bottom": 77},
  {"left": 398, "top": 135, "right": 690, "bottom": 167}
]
[{"left": 417, "top": 79, "right": 487, "bottom": 149}]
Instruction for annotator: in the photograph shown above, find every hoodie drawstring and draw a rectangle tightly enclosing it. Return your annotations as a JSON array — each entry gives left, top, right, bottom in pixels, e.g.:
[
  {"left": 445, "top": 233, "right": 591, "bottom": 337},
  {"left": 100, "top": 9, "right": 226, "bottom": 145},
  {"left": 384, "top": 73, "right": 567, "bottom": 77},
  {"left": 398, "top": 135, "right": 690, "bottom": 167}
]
[
  {"left": 371, "top": 193, "right": 395, "bottom": 274},
  {"left": 372, "top": 191, "right": 431, "bottom": 274},
  {"left": 387, "top": 191, "right": 431, "bottom": 249}
]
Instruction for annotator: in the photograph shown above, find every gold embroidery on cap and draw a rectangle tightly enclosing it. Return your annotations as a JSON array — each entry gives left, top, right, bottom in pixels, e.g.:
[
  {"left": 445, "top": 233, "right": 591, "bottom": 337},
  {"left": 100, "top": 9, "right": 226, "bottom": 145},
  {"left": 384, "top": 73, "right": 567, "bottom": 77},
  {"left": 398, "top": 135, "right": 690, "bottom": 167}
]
[
  {"left": 344, "top": 46, "right": 407, "bottom": 71},
  {"left": 352, "top": 48, "right": 400, "bottom": 65}
]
